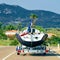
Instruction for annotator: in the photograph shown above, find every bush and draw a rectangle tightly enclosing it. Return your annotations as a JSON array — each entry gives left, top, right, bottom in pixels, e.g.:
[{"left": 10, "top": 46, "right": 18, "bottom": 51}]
[
  {"left": 10, "top": 39, "right": 19, "bottom": 46},
  {"left": 35, "top": 26, "right": 45, "bottom": 32},
  {"left": 46, "top": 36, "right": 60, "bottom": 45},
  {"left": 0, "top": 30, "right": 7, "bottom": 40}
]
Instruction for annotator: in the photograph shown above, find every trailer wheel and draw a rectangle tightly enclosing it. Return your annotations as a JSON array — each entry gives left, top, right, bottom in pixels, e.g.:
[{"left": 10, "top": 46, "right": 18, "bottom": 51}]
[
  {"left": 43, "top": 53, "right": 46, "bottom": 55},
  {"left": 17, "top": 53, "right": 20, "bottom": 55}
]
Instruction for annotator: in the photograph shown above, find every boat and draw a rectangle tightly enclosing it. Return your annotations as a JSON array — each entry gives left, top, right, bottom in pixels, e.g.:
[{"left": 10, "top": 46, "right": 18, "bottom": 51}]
[
  {"left": 16, "top": 14, "right": 48, "bottom": 47},
  {"left": 16, "top": 27, "right": 48, "bottom": 47}
]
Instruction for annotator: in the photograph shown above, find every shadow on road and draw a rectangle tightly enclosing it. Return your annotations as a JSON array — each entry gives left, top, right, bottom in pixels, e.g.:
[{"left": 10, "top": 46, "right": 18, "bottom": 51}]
[
  {"left": 31, "top": 54, "right": 60, "bottom": 56},
  {"left": 31, "top": 51, "right": 60, "bottom": 56}
]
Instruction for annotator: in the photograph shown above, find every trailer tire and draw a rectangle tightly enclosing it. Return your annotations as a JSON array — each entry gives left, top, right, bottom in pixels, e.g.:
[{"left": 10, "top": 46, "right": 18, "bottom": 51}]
[
  {"left": 43, "top": 53, "right": 46, "bottom": 55},
  {"left": 17, "top": 53, "right": 20, "bottom": 55}
]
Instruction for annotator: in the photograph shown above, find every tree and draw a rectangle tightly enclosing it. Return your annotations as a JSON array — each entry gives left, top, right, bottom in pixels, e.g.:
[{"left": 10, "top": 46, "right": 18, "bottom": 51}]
[
  {"left": 30, "top": 14, "right": 38, "bottom": 19},
  {"left": 16, "top": 22, "right": 22, "bottom": 31},
  {"left": 0, "top": 29, "right": 7, "bottom": 40},
  {"left": 5, "top": 24, "right": 16, "bottom": 30},
  {"left": 30, "top": 14, "right": 38, "bottom": 27},
  {"left": 0, "top": 22, "right": 2, "bottom": 29}
]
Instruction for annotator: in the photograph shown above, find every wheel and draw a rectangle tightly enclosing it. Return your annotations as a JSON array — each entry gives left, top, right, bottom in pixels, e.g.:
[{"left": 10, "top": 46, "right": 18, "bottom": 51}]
[
  {"left": 43, "top": 53, "right": 46, "bottom": 55},
  {"left": 17, "top": 53, "right": 20, "bottom": 55}
]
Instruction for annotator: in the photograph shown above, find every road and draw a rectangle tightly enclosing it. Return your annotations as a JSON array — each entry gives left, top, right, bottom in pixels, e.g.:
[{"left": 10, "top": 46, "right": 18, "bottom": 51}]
[
  {"left": 0, "top": 46, "right": 16, "bottom": 60},
  {"left": 0, "top": 46, "right": 60, "bottom": 60}
]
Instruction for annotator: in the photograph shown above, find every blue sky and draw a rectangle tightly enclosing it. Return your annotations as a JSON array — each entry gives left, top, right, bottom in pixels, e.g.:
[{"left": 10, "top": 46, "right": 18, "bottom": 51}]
[{"left": 0, "top": 0, "right": 60, "bottom": 14}]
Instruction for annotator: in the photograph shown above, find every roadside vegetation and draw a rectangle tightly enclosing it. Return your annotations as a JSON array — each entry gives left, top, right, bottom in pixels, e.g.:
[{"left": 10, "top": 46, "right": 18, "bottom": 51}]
[
  {"left": 0, "top": 22, "right": 20, "bottom": 46},
  {"left": 0, "top": 22, "right": 60, "bottom": 46},
  {"left": 0, "top": 14, "right": 60, "bottom": 46},
  {"left": 45, "top": 28, "right": 60, "bottom": 46}
]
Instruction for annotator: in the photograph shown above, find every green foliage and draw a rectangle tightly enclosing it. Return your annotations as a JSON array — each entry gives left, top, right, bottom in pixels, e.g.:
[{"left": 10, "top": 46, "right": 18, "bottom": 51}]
[
  {"left": 30, "top": 13, "right": 38, "bottom": 19},
  {"left": 0, "top": 4, "right": 60, "bottom": 28},
  {"left": 35, "top": 26, "right": 45, "bottom": 32},
  {"left": 0, "top": 40, "right": 11, "bottom": 46},
  {"left": 21, "top": 27, "right": 26, "bottom": 31},
  {"left": 0, "top": 22, "right": 2, "bottom": 28},
  {"left": 46, "top": 36, "right": 60, "bottom": 45},
  {"left": 5, "top": 24, "right": 17, "bottom": 30},
  {"left": 21, "top": 26, "right": 45, "bottom": 32},
  {"left": 10, "top": 39, "right": 19, "bottom": 46},
  {"left": 46, "top": 28, "right": 60, "bottom": 37},
  {"left": 3, "top": 23, "right": 22, "bottom": 31},
  {"left": 16, "top": 22, "right": 22, "bottom": 31},
  {"left": 30, "top": 14, "right": 38, "bottom": 28},
  {"left": 0, "top": 22, "right": 60, "bottom": 46},
  {"left": 0, "top": 30, "right": 7, "bottom": 40}
]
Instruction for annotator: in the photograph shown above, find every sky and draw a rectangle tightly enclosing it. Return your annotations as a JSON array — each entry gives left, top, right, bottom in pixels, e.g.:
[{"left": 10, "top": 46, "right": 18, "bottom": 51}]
[{"left": 0, "top": 0, "right": 60, "bottom": 14}]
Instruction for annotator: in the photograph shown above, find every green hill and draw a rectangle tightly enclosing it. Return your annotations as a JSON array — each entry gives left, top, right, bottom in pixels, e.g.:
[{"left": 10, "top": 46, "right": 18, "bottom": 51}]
[{"left": 0, "top": 4, "right": 60, "bottom": 28}]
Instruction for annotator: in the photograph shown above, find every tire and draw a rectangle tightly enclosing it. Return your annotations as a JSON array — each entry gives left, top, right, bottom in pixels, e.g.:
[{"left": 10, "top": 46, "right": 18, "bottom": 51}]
[
  {"left": 17, "top": 53, "right": 20, "bottom": 55},
  {"left": 43, "top": 53, "right": 46, "bottom": 55}
]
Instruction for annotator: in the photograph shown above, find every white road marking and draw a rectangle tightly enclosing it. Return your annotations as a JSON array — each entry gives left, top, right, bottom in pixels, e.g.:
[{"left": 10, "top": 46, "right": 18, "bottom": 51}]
[
  {"left": 0, "top": 46, "right": 13, "bottom": 48},
  {"left": 2, "top": 51, "right": 16, "bottom": 60}
]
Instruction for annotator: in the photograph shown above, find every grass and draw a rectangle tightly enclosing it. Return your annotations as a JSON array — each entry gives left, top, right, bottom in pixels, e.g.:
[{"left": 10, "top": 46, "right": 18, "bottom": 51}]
[
  {"left": 46, "top": 28, "right": 60, "bottom": 37},
  {"left": 0, "top": 39, "right": 11, "bottom": 46},
  {"left": 0, "top": 39, "right": 20, "bottom": 46}
]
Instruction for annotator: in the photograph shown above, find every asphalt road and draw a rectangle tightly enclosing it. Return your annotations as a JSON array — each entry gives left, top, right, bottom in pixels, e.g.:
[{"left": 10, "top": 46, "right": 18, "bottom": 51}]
[
  {"left": 0, "top": 46, "right": 16, "bottom": 60},
  {"left": 0, "top": 46, "right": 60, "bottom": 60}
]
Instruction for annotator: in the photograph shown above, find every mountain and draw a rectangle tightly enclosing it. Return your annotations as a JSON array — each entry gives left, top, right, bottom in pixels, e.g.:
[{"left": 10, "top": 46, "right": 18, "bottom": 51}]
[{"left": 0, "top": 3, "right": 60, "bottom": 28}]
